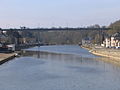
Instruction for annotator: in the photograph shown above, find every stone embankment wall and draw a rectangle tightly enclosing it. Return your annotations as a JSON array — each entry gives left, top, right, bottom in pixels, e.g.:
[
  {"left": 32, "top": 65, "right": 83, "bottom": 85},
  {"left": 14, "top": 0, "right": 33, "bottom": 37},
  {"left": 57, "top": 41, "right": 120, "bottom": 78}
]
[{"left": 0, "top": 53, "right": 16, "bottom": 64}]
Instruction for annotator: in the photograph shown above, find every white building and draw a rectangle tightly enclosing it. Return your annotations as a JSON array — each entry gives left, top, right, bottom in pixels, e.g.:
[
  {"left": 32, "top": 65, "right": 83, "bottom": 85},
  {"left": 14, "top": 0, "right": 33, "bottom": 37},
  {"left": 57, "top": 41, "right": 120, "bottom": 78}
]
[
  {"left": 105, "top": 37, "right": 111, "bottom": 48},
  {"left": 103, "top": 32, "right": 120, "bottom": 48},
  {"left": 82, "top": 37, "right": 92, "bottom": 46}
]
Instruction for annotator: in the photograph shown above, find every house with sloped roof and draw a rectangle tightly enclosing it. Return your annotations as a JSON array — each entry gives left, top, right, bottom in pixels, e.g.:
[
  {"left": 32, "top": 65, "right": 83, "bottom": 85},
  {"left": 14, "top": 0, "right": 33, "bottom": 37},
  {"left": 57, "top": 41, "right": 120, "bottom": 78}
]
[
  {"left": 0, "top": 32, "right": 8, "bottom": 43},
  {"left": 82, "top": 37, "right": 92, "bottom": 46},
  {"left": 111, "top": 32, "right": 120, "bottom": 48},
  {"left": 103, "top": 32, "right": 120, "bottom": 48}
]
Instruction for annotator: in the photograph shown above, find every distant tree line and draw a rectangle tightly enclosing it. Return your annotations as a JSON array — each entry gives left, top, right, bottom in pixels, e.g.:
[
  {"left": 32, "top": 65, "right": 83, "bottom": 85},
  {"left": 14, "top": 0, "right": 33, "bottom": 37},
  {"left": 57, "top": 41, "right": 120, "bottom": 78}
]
[{"left": 1, "top": 20, "right": 120, "bottom": 45}]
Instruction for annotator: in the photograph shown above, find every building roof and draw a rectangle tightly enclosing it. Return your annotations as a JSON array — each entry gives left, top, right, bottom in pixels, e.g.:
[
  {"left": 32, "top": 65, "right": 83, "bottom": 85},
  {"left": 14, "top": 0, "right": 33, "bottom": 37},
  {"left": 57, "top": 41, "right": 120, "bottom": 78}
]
[
  {"left": 82, "top": 37, "right": 91, "bottom": 41},
  {"left": 0, "top": 34, "right": 6, "bottom": 38},
  {"left": 112, "top": 32, "right": 120, "bottom": 37}
]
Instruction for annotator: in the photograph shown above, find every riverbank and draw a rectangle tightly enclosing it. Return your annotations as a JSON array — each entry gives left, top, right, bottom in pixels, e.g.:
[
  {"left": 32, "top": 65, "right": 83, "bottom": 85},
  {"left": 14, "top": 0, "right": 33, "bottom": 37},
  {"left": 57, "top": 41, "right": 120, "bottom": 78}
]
[
  {"left": 82, "top": 46, "right": 120, "bottom": 64},
  {"left": 0, "top": 53, "right": 16, "bottom": 65}
]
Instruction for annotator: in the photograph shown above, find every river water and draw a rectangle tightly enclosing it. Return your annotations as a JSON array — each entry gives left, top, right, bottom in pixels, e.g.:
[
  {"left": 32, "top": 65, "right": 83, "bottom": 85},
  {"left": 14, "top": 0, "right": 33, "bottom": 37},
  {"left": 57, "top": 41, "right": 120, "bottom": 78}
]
[{"left": 0, "top": 45, "right": 120, "bottom": 90}]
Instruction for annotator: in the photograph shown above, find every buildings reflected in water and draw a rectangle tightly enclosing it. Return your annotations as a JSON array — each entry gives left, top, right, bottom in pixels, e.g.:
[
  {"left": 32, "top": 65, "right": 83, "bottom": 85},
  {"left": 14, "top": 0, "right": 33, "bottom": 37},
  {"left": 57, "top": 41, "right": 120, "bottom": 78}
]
[{"left": 21, "top": 50, "right": 103, "bottom": 66}]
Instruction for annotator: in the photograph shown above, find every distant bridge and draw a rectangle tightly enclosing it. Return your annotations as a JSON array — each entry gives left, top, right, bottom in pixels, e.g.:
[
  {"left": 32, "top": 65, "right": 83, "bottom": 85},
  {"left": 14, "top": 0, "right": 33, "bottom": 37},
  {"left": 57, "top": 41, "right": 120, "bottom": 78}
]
[{"left": 0, "top": 27, "right": 110, "bottom": 32}]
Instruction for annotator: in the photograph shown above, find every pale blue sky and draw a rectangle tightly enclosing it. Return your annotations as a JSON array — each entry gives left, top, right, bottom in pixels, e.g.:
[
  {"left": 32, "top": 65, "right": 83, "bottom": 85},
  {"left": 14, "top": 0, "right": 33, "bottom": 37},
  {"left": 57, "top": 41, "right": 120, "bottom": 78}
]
[{"left": 0, "top": 0, "right": 120, "bottom": 28}]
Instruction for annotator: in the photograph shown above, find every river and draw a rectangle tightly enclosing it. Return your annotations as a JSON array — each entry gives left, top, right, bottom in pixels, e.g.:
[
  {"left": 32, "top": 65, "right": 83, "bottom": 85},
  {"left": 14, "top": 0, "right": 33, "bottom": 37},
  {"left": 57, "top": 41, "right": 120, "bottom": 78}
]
[{"left": 0, "top": 45, "right": 120, "bottom": 90}]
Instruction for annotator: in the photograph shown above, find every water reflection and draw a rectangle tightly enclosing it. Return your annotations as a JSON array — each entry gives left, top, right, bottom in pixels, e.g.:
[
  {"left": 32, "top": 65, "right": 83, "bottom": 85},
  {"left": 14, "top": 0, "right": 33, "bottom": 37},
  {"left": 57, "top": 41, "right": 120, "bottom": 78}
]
[
  {"left": 21, "top": 50, "right": 101, "bottom": 65},
  {"left": 0, "top": 46, "right": 120, "bottom": 90},
  {"left": 21, "top": 50, "right": 120, "bottom": 73}
]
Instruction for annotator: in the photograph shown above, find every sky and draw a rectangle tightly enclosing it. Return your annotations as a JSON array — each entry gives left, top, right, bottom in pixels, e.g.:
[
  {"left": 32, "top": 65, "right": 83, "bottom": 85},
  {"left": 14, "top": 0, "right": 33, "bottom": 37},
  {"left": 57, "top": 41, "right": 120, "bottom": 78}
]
[{"left": 0, "top": 0, "right": 120, "bottom": 28}]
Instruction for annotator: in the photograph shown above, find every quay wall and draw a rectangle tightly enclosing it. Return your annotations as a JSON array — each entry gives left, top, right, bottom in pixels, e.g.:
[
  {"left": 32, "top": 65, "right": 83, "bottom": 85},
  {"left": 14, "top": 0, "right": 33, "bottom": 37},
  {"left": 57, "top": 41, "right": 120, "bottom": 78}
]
[{"left": 0, "top": 53, "right": 16, "bottom": 65}]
